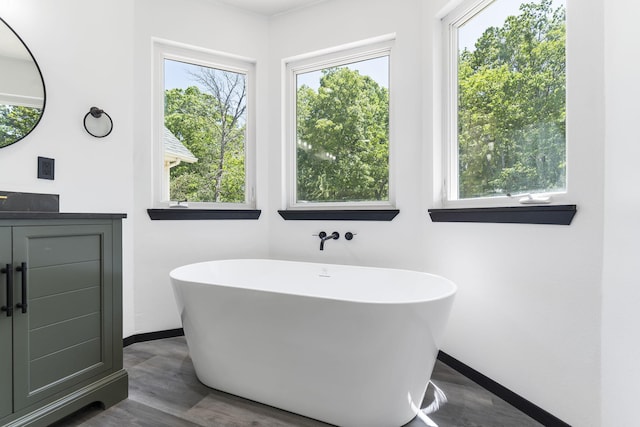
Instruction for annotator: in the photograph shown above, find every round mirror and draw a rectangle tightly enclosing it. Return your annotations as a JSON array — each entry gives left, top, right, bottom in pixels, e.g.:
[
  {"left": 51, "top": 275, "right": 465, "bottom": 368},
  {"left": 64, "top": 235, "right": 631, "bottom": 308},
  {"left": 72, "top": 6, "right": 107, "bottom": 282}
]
[{"left": 0, "top": 17, "right": 45, "bottom": 148}]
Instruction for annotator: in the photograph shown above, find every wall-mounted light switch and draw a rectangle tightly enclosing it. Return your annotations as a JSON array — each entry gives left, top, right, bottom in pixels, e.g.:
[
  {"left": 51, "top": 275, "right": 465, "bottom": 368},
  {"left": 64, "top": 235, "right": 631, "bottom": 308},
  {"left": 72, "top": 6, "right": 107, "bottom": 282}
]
[{"left": 37, "top": 156, "right": 55, "bottom": 180}]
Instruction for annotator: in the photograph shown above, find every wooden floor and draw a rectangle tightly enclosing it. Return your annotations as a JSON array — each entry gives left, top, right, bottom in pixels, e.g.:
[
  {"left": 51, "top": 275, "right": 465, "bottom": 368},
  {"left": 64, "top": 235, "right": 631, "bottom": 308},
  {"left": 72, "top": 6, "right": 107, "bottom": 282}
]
[{"left": 52, "top": 337, "right": 542, "bottom": 427}]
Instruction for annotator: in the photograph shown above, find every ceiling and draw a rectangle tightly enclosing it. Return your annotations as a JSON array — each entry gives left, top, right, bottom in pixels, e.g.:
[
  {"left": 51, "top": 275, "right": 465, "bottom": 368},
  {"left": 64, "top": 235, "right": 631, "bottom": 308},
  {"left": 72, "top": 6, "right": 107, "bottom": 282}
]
[{"left": 214, "top": 0, "right": 326, "bottom": 16}]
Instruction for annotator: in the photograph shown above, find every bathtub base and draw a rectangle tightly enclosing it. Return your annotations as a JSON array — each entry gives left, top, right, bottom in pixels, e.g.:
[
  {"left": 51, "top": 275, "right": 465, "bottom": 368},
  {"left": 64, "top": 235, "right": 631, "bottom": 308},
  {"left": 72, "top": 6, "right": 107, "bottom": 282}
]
[{"left": 181, "top": 290, "right": 445, "bottom": 427}]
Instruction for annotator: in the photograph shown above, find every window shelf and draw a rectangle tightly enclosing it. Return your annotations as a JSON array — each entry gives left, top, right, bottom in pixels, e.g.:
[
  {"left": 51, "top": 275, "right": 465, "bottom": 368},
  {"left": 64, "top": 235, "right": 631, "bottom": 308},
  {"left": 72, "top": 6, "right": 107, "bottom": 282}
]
[
  {"left": 428, "top": 205, "right": 576, "bottom": 225},
  {"left": 147, "top": 209, "right": 261, "bottom": 220},
  {"left": 278, "top": 209, "right": 399, "bottom": 221}
]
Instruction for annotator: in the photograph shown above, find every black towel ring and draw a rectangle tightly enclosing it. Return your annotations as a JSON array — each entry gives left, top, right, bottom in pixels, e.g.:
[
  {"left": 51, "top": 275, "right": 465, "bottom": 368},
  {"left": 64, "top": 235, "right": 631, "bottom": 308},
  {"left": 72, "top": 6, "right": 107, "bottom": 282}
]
[{"left": 83, "top": 106, "right": 113, "bottom": 138}]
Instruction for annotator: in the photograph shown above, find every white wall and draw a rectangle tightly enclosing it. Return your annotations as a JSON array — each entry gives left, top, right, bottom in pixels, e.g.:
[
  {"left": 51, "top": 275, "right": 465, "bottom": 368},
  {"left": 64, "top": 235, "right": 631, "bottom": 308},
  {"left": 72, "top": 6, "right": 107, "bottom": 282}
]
[
  {"left": 0, "top": 56, "right": 43, "bottom": 104},
  {"left": 131, "top": 0, "right": 271, "bottom": 334},
  {"left": 601, "top": 0, "right": 640, "bottom": 425},
  {"left": 421, "top": 1, "right": 604, "bottom": 425},
  {"left": 267, "top": 0, "right": 604, "bottom": 425},
  {"left": 267, "top": 0, "right": 428, "bottom": 270},
  {"left": 0, "top": 0, "right": 136, "bottom": 336}
]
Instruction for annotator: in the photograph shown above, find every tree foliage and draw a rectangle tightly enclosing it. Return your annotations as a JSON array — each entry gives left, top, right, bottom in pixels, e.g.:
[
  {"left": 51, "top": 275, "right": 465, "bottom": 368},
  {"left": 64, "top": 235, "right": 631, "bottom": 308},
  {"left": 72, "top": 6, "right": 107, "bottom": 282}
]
[
  {"left": 457, "top": 0, "right": 566, "bottom": 198},
  {"left": 296, "top": 66, "right": 389, "bottom": 202},
  {"left": 0, "top": 105, "right": 42, "bottom": 147},
  {"left": 164, "top": 68, "right": 246, "bottom": 203}
]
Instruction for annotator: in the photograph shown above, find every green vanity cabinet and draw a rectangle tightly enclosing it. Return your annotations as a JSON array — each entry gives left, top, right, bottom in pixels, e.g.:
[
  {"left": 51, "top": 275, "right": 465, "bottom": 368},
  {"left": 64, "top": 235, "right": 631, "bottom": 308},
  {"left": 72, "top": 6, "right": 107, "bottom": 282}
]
[
  {"left": 0, "top": 227, "right": 12, "bottom": 420},
  {"left": 0, "top": 214, "right": 128, "bottom": 427}
]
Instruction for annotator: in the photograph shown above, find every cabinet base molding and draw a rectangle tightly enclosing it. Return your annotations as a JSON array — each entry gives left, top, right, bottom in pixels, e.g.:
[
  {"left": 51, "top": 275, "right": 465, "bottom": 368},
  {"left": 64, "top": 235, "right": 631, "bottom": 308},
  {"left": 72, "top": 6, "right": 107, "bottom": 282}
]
[{"left": 2, "top": 369, "right": 128, "bottom": 427}]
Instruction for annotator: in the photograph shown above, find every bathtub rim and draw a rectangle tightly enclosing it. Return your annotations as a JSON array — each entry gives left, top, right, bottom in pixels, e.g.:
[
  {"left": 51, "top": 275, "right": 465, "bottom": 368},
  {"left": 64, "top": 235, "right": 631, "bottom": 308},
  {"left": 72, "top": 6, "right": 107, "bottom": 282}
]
[{"left": 170, "top": 258, "right": 457, "bottom": 305}]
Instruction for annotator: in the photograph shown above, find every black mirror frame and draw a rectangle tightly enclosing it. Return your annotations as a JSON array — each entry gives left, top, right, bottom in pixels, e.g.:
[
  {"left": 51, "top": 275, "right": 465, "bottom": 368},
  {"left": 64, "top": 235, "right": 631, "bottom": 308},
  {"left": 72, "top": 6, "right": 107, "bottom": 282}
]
[{"left": 0, "top": 16, "right": 46, "bottom": 149}]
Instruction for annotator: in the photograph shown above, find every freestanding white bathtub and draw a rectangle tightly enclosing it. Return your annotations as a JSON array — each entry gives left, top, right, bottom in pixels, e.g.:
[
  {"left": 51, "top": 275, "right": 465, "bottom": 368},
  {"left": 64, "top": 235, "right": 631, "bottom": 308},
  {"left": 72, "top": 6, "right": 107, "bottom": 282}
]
[{"left": 170, "top": 259, "right": 456, "bottom": 427}]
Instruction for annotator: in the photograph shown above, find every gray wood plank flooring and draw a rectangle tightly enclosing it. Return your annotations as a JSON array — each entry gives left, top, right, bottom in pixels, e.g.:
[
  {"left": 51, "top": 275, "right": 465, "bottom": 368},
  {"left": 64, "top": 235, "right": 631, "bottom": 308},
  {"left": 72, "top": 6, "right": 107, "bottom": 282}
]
[{"left": 51, "top": 337, "right": 542, "bottom": 427}]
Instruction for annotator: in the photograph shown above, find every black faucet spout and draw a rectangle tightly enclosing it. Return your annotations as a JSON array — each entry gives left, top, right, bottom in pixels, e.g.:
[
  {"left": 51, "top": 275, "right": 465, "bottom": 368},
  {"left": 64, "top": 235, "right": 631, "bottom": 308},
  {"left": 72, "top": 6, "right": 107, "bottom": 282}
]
[{"left": 319, "top": 231, "right": 339, "bottom": 250}]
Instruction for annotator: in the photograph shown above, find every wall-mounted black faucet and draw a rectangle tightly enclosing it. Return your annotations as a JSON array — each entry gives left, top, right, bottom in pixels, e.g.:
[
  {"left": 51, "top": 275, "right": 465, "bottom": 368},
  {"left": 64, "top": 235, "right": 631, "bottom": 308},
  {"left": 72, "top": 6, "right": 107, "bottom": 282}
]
[{"left": 318, "top": 231, "right": 339, "bottom": 250}]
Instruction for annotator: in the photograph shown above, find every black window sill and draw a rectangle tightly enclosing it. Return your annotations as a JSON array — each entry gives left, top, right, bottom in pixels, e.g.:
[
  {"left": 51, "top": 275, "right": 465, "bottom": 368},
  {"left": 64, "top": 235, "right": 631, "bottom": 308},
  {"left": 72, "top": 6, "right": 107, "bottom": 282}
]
[
  {"left": 147, "top": 209, "right": 261, "bottom": 220},
  {"left": 278, "top": 209, "right": 399, "bottom": 221},
  {"left": 428, "top": 205, "right": 576, "bottom": 225}
]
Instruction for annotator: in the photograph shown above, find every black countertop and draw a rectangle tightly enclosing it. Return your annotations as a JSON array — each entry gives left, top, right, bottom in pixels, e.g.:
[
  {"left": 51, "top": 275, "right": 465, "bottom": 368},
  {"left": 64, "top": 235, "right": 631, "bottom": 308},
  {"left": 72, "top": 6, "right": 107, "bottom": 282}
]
[{"left": 0, "top": 212, "right": 127, "bottom": 220}]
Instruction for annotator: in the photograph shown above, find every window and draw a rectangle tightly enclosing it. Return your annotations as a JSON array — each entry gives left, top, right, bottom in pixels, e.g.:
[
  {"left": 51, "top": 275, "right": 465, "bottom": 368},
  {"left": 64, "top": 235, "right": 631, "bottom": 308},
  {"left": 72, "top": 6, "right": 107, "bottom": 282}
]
[
  {"left": 285, "top": 38, "right": 394, "bottom": 209},
  {"left": 443, "top": 0, "right": 566, "bottom": 205},
  {"left": 153, "top": 40, "right": 255, "bottom": 209}
]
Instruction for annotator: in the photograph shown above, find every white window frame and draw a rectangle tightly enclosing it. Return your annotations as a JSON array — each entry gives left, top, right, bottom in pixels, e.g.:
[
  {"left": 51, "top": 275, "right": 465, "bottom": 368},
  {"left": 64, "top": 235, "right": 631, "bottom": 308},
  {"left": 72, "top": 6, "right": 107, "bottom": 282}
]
[
  {"left": 283, "top": 35, "right": 396, "bottom": 210},
  {"left": 440, "top": 0, "right": 569, "bottom": 208},
  {"left": 152, "top": 39, "right": 256, "bottom": 209}
]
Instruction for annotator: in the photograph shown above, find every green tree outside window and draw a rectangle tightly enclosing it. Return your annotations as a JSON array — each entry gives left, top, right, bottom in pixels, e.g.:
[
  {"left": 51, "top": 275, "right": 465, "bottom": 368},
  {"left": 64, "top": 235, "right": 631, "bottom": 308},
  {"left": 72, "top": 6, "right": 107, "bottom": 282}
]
[
  {"left": 295, "top": 59, "right": 390, "bottom": 203},
  {"left": 456, "top": 0, "right": 566, "bottom": 199},
  {"left": 164, "top": 62, "right": 247, "bottom": 204}
]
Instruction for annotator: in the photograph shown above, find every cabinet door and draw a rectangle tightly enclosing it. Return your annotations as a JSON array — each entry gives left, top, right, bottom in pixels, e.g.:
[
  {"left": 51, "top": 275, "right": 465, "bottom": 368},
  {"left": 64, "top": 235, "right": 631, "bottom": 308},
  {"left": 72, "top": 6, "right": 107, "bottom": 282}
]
[
  {"left": 11, "top": 224, "right": 113, "bottom": 411},
  {"left": 0, "top": 227, "right": 11, "bottom": 419}
]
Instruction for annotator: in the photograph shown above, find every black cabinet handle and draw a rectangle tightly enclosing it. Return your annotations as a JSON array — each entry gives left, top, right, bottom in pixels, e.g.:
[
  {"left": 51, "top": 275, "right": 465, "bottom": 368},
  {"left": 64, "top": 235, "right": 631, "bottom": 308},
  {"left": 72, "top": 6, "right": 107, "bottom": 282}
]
[
  {"left": 15, "top": 262, "right": 27, "bottom": 314},
  {"left": 1, "top": 264, "right": 13, "bottom": 317}
]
